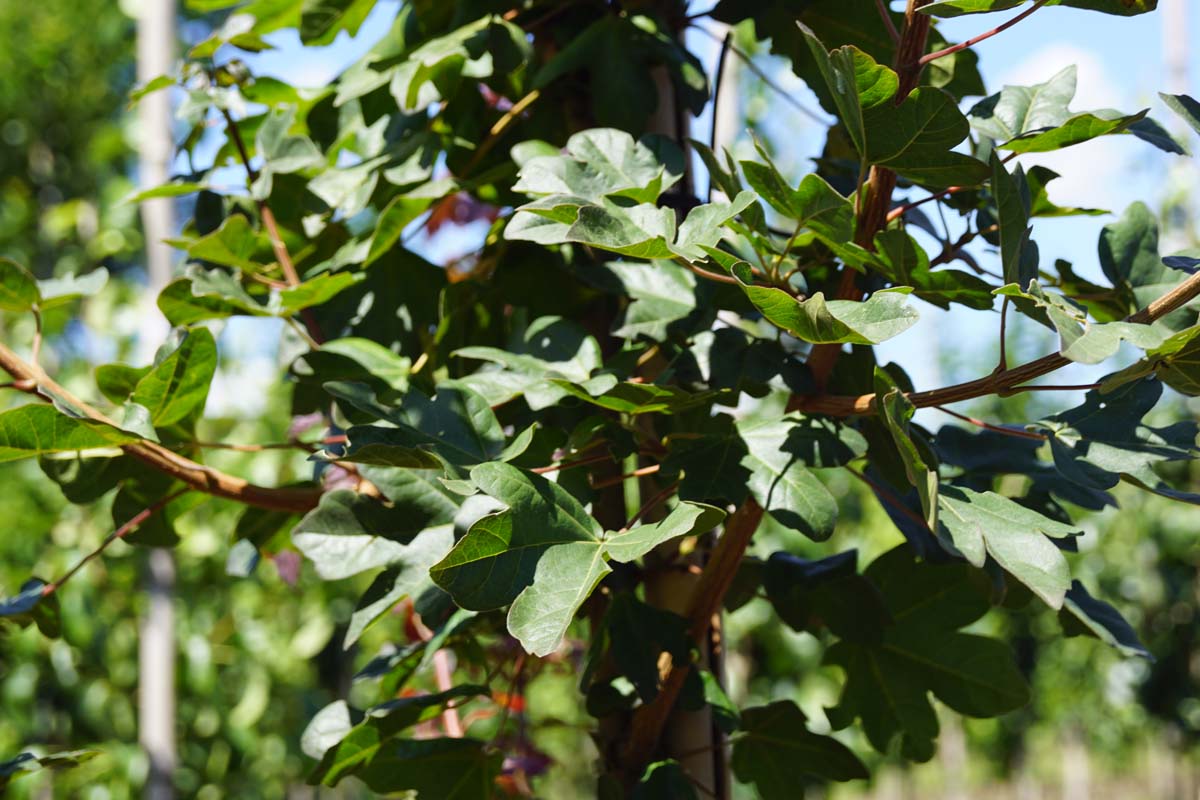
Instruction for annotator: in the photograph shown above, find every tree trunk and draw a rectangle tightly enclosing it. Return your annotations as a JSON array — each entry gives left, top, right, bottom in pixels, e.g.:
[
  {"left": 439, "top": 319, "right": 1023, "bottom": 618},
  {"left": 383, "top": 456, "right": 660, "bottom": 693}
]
[{"left": 135, "top": 1, "right": 178, "bottom": 797}]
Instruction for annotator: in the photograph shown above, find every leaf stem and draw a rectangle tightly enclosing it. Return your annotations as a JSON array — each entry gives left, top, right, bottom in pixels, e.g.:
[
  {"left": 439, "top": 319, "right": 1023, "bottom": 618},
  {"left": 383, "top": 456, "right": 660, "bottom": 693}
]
[
  {"left": 41, "top": 489, "right": 191, "bottom": 598},
  {"left": 934, "top": 405, "right": 1046, "bottom": 441},
  {"left": 918, "top": 0, "right": 1051, "bottom": 66}
]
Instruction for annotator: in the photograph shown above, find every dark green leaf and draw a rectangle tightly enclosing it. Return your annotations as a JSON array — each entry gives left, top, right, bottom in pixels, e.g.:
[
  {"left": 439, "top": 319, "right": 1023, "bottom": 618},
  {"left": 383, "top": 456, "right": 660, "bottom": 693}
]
[{"left": 731, "top": 700, "right": 868, "bottom": 795}]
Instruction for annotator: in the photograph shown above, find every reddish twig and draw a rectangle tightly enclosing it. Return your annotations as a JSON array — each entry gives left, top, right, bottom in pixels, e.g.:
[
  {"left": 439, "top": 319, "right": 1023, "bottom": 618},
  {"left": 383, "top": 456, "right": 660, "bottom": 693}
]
[
  {"left": 41, "top": 489, "right": 191, "bottom": 598},
  {"left": 919, "top": 0, "right": 1051, "bottom": 66}
]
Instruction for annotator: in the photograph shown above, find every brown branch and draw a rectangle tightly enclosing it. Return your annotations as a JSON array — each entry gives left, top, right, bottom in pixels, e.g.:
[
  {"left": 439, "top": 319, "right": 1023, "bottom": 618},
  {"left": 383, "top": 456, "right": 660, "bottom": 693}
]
[
  {"left": 41, "top": 489, "right": 191, "bottom": 598},
  {"left": 792, "top": 267, "right": 1200, "bottom": 416},
  {"left": 220, "top": 108, "right": 325, "bottom": 343},
  {"left": 620, "top": 497, "right": 763, "bottom": 787},
  {"left": 919, "top": 0, "right": 1051, "bottom": 66},
  {"left": 806, "top": 1, "right": 936, "bottom": 388},
  {"left": 0, "top": 340, "right": 323, "bottom": 514}
]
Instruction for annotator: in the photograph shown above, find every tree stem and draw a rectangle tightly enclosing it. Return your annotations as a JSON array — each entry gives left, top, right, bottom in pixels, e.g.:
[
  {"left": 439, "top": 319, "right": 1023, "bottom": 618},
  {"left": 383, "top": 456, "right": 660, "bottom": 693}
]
[{"left": 919, "top": 0, "right": 1051, "bottom": 66}]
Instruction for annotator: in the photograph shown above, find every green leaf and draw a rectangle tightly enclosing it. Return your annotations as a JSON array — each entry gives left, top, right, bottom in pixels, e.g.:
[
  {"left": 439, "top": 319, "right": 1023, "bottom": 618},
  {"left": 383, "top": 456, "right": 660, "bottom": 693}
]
[
  {"left": 825, "top": 547, "right": 1027, "bottom": 761},
  {"left": 862, "top": 87, "right": 991, "bottom": 186},
  {"left": 131, "top": 328, "right": 217, "bottom": 428},
  {"left": 365, "top": 192, "right": 440, "bottom": 266},
  {"left": 431, "top": 462, "right": 723, "bottom": 656},
  {"left": 876, "top": 374, "right": 938, "bottom": 530},
  {"left": 936, "top": 485, "right": 1080, "bottom": 607},
  {"left": 601, "top": 260, "right": 698, "bottom": 342},
  {"left": 124, "top": 181, "right": 207, "bottom": 203},
  {"left": 0, "top": 750, "right": 99, "bottom": 790},
  {"left": 1034, "top": 380, "right": 1200, "bottom": 504},
  {"left": 764, "top": 550, "right": 890, "bottom": 643},
  {"left": 0, "top": 405, "right": 138, "bottom": 463},
  {"left": 173, "top": 214, "right": 270, "bottom": 272},
  {"left": 1126, "top": 325, "right": 1200, "bottom": 396},
  {"left": 325, "top": 381, "right": 507, "bottom": 468},
  {"left": 299, "top": 0, "right": 374, "bottom": 45},
  {"left": 801, "top": 26, "right": 987, "bottom": 186},
  {"left": 0, "top": 259, "right": 40, "bottom": 312},
  {"left": 991, "top": 157, "right": 1038, "bottom": 288},
  {"left": 736, "top": 415, "right": 840, "bottom": 540},
  {"left": 996, "top": 281, "right": 1168, "bottom": 364},
  {"left": 731, "top": 264, "right": 918, "bottom": 344},
  {"left": 292, "top": 489, "right": 455, "bottom": 580},
  {"left": 1159, "top": 92, "right": 1200, "bottom": 136},
  {"left": 551, "top": 374, "right": 726, "bottom": 415},
  {"left": 874, "top": 229, "right": 996, "bottom": 309},
  {"left": 970, "top": 66, "right": 1148, "bottom": 153},
  {"left": 512, "top": 128, "right": 683, "bottom": 205},
  {"left": 602, "top": 594, "right": 691, "bottom": 703},
  {"left": 799, "top": 25, "right": 898, "bottom": 157},
  {"left": 732, "top": 700, "right": 868, "bottom": 796},
  {"left": 1060, "top": 580, "right": 1151, "bottom": 659},
  {"left": 455, "top": 316, "right": 602, "bottom": 408},
  {"left": 634, "top": 761, "right": 699, "bottom": 800},
  {"left": 309, "top": 686, "right": 493, "bottom": 790},
  {"left": 158, "top": 265, "right": 361, "bottom": 324},
  {"left": 300, "top": 700, "right": 356, "bottom": 760},
  {"left": 343, "top": 529, "right": 454, "bottom": 647},
  {"left": 37, "top": 269, "right": 109, "bottom": 309}
]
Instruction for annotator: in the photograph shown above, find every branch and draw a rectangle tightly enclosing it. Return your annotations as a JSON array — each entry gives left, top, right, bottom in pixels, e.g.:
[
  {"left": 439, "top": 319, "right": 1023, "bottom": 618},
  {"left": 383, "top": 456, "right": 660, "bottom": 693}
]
[
  {"left": 462, "top": 88, "right": 542, "bottom": 177},
  {"left": 220, "top": 109, "right": 325, "bottom": 344},
  {"left": 807, "top": 0, "right": 935, "bottom": 387},
  {"left": 0, "top": 340, "right": 323, "bottom": 514},
  {"left": 792, "top": 267, "right": 1200, "bottom": 416},
  {"left": 919, "top": 0, "right": 1051, "bottom": 66},
  {"left": 41, "top": 489, "right": 191, "bottom": 598},
  {"left": 620, "top": 497, "right": 764, "bottom": 786}
]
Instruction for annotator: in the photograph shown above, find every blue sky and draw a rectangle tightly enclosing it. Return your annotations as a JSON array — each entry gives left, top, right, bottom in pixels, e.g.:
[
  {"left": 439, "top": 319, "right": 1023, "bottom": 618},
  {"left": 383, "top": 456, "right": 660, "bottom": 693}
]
[{"left": 219, "top": 1, "right": 1197, "bottom": 412}]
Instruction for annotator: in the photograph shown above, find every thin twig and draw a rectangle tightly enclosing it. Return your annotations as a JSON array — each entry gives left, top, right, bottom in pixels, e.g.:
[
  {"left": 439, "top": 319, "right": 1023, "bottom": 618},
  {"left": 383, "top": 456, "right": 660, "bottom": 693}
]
[
  {"left": 845, "top": 467, "right": 929, "bottom": 531},
  {"left": 1002, "top": 382, "right": 1102, "bottom": 394},
  {"left": 591, "top": 464, "right": 661, "bottom": 490},
  {"left": 30, "top": 308, "right": 42, "bottom": 367},
  {"left": 219, "top": 108, "right": 325, "bottom": 343},
  {"left": 919, "top": 0, "right": 1051, "bottom": 66},
  {"left": 683, "top": 260, "right": 742, "bottom": 286},
  {"left": 708, "top": 30, "right": 734, "bottom": 203},
  {"left": 934, "top": 405, "right": 1046, "bottom": 441},
  {"left": 690, "top": 25, "right": 829, "bottom": 124},
  {"left": 41, "top": 489, "right": 191, "bottom": 598},
  {"left": 488, "top": 654, "right": 527, "bottom": 749},
  {"left": 530, "top": 452, "right": 614, "bottom": 475},
  {"left": 462, "top": 89, "right": 542, "bottom": 177},
  {"left": 625, "top": 481, "right": 680, "bottom": 529},
  {"left": 875, "top": 0, "right": 901, "bottom": 43},
  {"left": 770, "top": 220, "right": 804, "bottom": 279},
  {"left": 997, "top": 296, "right": 1010, "bottom": 372},
  {"left": 433, "top": 649, "right": 464, "bottom": 737}
]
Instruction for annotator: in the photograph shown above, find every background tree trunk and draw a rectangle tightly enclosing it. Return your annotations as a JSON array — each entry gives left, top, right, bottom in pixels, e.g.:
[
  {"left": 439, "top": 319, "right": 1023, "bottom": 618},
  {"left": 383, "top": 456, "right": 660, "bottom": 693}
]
[{"left": 135, "top": 1, "right": 178, "bottom": 797}]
